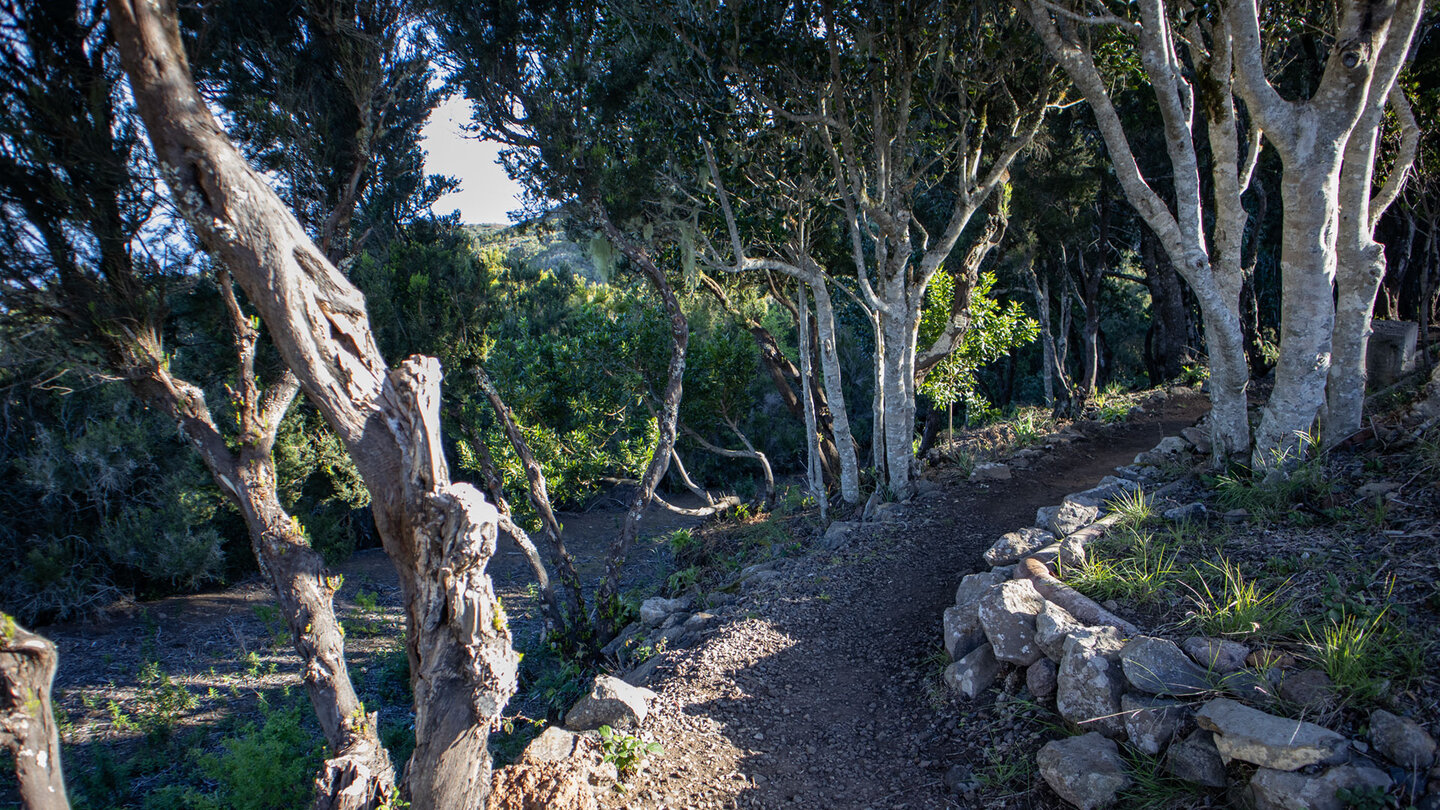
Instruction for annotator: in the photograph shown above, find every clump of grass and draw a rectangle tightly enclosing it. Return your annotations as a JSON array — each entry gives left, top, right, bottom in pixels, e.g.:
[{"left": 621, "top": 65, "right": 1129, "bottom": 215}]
[
  {"left": 1215, "top": 430, "right": 1332, "bottom": 522},
  {"left": 1306, "top": 612, "right": 1393, "bottom": 703},
  {"left": 1107, "top": 488, "right": 1154, "bottom": 528},
  {"left": 1064, "top": 533, "right": 1178, "bottom": 605},
  {"left": 1184, "top": 557, "right": 1292, "bottom": 637},
  {"left": 1118, "top": 745, "right": 1206, "bottom": 809}
]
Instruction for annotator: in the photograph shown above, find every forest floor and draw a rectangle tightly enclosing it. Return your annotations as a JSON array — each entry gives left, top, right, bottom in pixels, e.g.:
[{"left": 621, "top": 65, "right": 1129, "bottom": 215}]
[
  {"left": 10, "top": 385, "right": 1317, "bottom": 810},
  {"left": 588, "top": 391, "right": 1209, "bottom": 810}
]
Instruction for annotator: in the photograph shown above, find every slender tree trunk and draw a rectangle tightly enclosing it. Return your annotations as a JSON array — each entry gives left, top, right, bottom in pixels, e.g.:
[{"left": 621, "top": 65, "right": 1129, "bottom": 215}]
[
  {"left": 474, "top": 369, "right": 585, "bottom": 640},
  {"left": 109, "top": 5, "right": 520, "bottom": 805},
  {"left": 797, "top": 283, "right": 826, "bottom": 518},
  {"left": 0, "top": 617, "right": 67, "bottom": 810},
  {"left": 593, "top": 209, "right": 688, "bottom": 637},
  {"left": 809, "top": 277, "right": 860, "bottom": 503}
]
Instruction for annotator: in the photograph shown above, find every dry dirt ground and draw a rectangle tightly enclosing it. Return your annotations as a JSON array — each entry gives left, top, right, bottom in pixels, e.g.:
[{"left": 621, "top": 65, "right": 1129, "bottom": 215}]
[
  {"left": 596, "top": 393, "right": 1207, "bottom": 810},
  {"left": 17, "top": 392, "right": 1205, "bottom": 808}
]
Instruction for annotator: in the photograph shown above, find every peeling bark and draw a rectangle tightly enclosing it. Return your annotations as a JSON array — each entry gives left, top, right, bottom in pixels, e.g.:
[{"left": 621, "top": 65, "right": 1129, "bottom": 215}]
[
  {"left": 107, "top": 3, "right": 518, "bottom": 806},
  {"left": 0, "top": 617, "right": 67, "bottom": 810}
]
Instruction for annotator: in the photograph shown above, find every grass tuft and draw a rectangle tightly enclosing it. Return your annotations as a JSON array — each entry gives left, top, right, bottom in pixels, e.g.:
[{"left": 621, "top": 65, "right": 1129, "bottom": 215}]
[{"left": 1184, "top": 557, "right": 1291, "bottom": 638}]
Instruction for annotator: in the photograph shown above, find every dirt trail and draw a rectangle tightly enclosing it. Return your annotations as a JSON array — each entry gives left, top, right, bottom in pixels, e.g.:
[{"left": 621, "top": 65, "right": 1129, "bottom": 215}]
[{"left": 606, "top": 395, "right": 1205, "bottom": 809}]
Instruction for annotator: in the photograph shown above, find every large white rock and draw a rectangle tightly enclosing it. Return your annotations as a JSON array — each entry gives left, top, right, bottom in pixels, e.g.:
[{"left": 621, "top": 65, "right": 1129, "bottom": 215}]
[
  {"left": 942, "top": 603, "right": 986, "bottom": 661},
  {"left": 639, "top": 596, "right": 690, "bottom": 628},
  {"left": 565, "top": 675, "right": 657, "bottom": 731},
  {"left": 983, "top": 527, "right": 1055, "bottom": 566},
  {"left": 944, "top": 643, "right": 1002, "bottom": 699}
]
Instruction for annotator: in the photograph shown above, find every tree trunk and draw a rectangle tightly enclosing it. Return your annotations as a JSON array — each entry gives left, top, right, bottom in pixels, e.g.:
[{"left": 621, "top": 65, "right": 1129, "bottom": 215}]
[
  {"left": 1327, "top": 86, "right": 1421, "bottom": 438},
  {"left": 109, "top": 4, "right": 520, "bottom": 806},
  {"left": 809, "top": 277, "right": 860, "bottom": 503},
  {"left": 592, "top": 209, "right": 688, "bottom": 637},
  {"left": 797, "top": 283, "right": 826, "bottom": 518},
  {"left": 474, "top": 368, "right": 585, "bottom": 643},
  {"left": 1228, "top": 0, "right": 1424, "bottom": 466},
  {"left": 0, "top": 617, "right": 67, "bottom": 810},
  {"left": 1143, "top": 230, "right": 1190, "bottom": 382}
]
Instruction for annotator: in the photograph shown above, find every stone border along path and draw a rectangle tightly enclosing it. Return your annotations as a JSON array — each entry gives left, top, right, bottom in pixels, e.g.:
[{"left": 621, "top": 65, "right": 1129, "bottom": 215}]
[
  {"left": 489, "top": 394, "right": 1218, "bottom": 808},
  {"left": 948, "top": 425, "right": 1440, "bottom": 810}
]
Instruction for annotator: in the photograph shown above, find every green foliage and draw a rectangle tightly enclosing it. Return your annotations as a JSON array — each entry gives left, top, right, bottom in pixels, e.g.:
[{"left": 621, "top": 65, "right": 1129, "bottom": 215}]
[
  {"left": 918, "top": 271, "right": 1040, "bottom": 411},
  {"left": 134, "top": 662, "right": 199, "bottom": 741},
  {"left": 1215, "top": 432, "right": 1332, "bottom": 522},
  {"left": 0, "top": 379, "right": 231, "bottom": 622},
  {"left": 184, "top": 699, "right": 327, "bottom": 810},
  {"left": 597, "top": 725, "right": 662, "bottom": 774},
  {"left": 272, "top": 406, "right": 370, "bottom": 563},
  {"left": 1107, "top": 489, "right": 1155, "bottom": 528}
]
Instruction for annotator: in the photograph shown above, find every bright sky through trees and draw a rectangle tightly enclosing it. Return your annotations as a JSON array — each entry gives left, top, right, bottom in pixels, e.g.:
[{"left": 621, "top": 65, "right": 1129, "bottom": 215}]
[{"left": 423, "top": 96, "right": 524, "bottom": 224}]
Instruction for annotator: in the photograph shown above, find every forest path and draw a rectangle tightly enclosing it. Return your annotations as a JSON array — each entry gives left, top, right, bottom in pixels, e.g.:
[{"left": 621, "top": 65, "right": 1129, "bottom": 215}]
[{"left": 605, "top": 393, "right": 1206, "bottom": 810}]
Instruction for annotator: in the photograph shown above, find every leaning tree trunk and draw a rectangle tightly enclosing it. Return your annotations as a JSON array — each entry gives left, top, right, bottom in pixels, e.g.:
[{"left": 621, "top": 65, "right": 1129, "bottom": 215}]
[
  {"left": 108, "top": 3, "right": 519, "bottom": 806},
  {"left": 797, "top": 284, "right": 826, "bottom": 517},
  {"left": 1, "top": 617, "right": 67, "bottom": 810},
  {"left": 592, "top": 208, "right": 688, "bottom": 638}
]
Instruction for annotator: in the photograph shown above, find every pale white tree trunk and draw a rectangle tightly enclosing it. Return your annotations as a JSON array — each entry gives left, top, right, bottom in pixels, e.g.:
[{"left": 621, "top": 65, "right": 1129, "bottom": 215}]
[
  {"left": 1020, "top": 0, "right": 1254, "bottom": 461},
  {"left": 1328, "top": 89, "right": 1422, "bottom": 437},
  {"left": 1228, "top": 0, "right": 1425, "bottom": 464}
]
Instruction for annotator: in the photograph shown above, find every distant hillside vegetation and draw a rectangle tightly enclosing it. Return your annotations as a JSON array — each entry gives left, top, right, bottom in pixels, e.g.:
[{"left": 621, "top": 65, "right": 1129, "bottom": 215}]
[{"left": 465, "top": 223, "right": 607, "bottom": 284}]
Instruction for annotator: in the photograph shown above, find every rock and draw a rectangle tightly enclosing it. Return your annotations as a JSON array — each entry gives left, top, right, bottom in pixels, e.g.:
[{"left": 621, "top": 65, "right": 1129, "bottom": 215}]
[
  {"left": 1220, "top": 669, "right": 1280, "bottom": 704},
  {"left": 521, "top": 727, "right": 582, "bottom": 764},
  {"left": 1182, "top": 637, "right": 1249, "bottom": 675},
  {"left": 1072, "top": 478, "right": 1141, "bottom": 512},
  {"left": 1057, "top": 627, "right": 1129, "bottom": 739},
  {"left": 1181, "top": 426, "right": 1213, "bottom": 455},
  {"left": 943, "top": 764, "right": 972, "bottom": 796},
  {"left": 1121, "top": 636, "right": 1214, "bottom": 696},
  {"left": 738, "top": 561, "right": 776, "bottom": 581},
  {"left": 1355, "top": 480, "right": 1399, "bottom": 499},
  {"left": 1040, "top": 500, "right": 1100, "bottom": 536},
  {"left": 1248, "top": 765, "right": 1392, "bottom": 810},
  {"left": 942, "top": 603, "right": 986, "bottom": 661},
  {"left": 1027, "top": 658, "right": 1058, "bottom": 698},
  {"left": 983, "top": 527, "right": 1056, "bottom": 566},
  {"left": 1122, "top": 693, "right": 1191, "bottom": 755},
  {"left": 1035, "top": 600, "right": 1084, "bottom": 662},
  {"left": 639, "top": 596, "right": 690, "bottom": 628},
  {"left": 1196, "top": 697, "right": 1348, "bottom": 770},
  {"left": 1027, "top": 543, "right": 1062, "bottom": 568},
  {"left": 1370, "top": 709, "right": 1436, "bottom": 769},
  {"left": 955, "top": 570, "right": 1007, "bottom": 607},
  {"left": 1134, "top": 436, "right": 1190, "bottom": 466},
  {"left": 1367, "top": 319, "right": 1418, "bottom": 387},
  {"left": 1114, "top": 464, "right": 1163, "bottom": 483},
  {"left": 1223, "top": 508, "right": 1251, "bottom": 523},
  {"left": 741, "top": 570, "right": 781, "bottom": 591},
  {"left": 944, "top": 643, "right": 1002, "bottom": 699},
  {"left": 564, "top": 676, "right": 657, "bottom": 731},
  {"left": 1166, "top": 730, "right": 1229, "bottom": 788},
  {"left": 970, "top": 462, "right": 1012, "bottom": 481},
  {"left": 622, "top": 654, "right": 664, "bottom": 687},
  {"left": 1277, "top": 669, "right": 1336, "bottom": 713},
  {"left": 914, "top": 478, "right": 942, "bottom": 497},
  {"left": 821, "top": 521, "right": 859, "bottom": 550},
  {"left": 871, "top": 502, "right": 906, "bottom": 522},
  {"left": 976, "top": 579, "right": 1046, "bottom": 665},
  {"left": 1162, "top": 502, "right": 1207, "bottom": 523},
  {"left": 1037, "top": 733, "right": 1132, "bottom": 809},
  {"left": 683, "top": 611, "right": 717, "bottom": 631},
  {"left": 600, "top": 622, "right": 644, "bottom": 658},
  {"left": 1058, "top": 534, "right": 1087, "bottom": 570}
]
